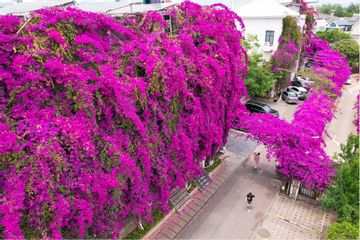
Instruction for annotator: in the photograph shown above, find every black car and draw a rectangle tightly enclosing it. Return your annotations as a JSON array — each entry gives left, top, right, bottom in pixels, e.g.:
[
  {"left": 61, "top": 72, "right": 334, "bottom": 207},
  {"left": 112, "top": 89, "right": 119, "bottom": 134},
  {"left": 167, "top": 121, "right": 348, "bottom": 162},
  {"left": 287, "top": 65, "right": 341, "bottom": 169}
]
[
  {"left": 292, "top": 80, "right": 310, "bottom": 91},
  {"left": 245, "top": 101, "right": 279, "bottom": 117}
]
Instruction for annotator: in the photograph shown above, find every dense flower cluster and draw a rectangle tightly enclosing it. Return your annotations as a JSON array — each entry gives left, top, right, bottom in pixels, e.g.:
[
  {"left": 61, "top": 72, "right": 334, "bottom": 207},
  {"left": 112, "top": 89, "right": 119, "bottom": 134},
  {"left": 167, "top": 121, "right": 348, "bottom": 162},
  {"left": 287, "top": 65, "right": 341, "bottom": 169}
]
[
  {"left": 235, "top": 89, "right": 335, "bottom": 189},
  {"left": 0, "top": 3, "right": 247, "bottom": 238},
  {"left": 304, "top": 36, "right": 351, "bottom": 96}
]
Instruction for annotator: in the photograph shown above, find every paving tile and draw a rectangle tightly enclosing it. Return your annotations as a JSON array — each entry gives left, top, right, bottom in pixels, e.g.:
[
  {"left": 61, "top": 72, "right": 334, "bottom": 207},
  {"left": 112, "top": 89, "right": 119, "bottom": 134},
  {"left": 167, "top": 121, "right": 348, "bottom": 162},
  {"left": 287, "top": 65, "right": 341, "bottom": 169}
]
[
  {"left": 195, "top": 194, "right": 209, "bottom": 205},
  {"left": 172, "top": 218, "right": 187, "bottom": 228},
  {"left": 259, "top": 215, "right": 319, "bottom": 240},
  {"left": 187, "top": 202, "right": 201, "bottom": 212},
  {"left": 179, "top": 212, "right": 192, "bottom": 222},
  {"left": 153, "top": 232, "right": 167, "bottom": 240},
  {"left": 167, "top": 221, "right": 183, "bottom": 233},
  {"left": 183, "top": 206, "right": 197, "bottom": 216},
  {"left": 205, "top": 186, "right": 217, "bottom": 195},
  {"left": 212, "top": 178, "right": 225, "bottom": 187},
  {"left": 202, "top": 189, "right": 213, "bottom": 199},
  {"left": 160, "top": 228, "right": 177, "bottom": 239},
  {"left": 269, "top": 195, "right": 335, "bottom": 235}
]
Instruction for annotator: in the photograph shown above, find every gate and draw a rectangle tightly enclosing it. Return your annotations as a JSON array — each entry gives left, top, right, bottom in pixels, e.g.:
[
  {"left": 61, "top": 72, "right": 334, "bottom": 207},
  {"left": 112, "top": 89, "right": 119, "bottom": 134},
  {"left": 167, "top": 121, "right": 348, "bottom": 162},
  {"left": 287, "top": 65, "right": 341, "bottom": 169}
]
[{"left": 299, "top": 184, "right": 322, "bottom": 199}]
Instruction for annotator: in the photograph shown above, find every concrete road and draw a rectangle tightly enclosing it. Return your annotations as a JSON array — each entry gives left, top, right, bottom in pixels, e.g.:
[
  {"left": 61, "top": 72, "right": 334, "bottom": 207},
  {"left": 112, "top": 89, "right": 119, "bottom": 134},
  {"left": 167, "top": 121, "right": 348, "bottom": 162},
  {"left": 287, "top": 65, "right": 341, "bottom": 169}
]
[
  {"left": 323, "top": 83, "right": 359, "bottom": 158},
  {"left": 178, "top": 141, "right": 278, "bottom": 239}
]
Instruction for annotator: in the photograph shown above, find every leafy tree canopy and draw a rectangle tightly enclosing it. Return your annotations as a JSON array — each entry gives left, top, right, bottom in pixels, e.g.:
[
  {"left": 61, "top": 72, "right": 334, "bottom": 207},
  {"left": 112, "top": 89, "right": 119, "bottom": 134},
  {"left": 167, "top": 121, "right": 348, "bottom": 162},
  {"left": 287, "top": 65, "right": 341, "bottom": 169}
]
[
  {"left": 321, "top": 133, "right": 359, "bottom": 225},
  {"left": 315, "top": 29, "right": 351, "bottom": 44},
  {"left": 332, "top": 39, "right": 360, "bottom": 64},
  {"left": 316, "top": 3, "right": 359, "bottom": 17}
]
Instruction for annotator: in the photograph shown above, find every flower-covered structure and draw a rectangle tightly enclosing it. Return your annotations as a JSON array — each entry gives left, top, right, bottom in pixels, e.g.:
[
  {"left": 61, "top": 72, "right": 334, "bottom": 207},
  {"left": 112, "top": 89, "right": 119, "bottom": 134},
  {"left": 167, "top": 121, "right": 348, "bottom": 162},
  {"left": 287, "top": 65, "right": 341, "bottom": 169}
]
[
  {"left": 0, "top": 3, "right": 248, "bottom": 238},
  {"left": 235, "top": 0, "right": 351, "bottom": 191}
]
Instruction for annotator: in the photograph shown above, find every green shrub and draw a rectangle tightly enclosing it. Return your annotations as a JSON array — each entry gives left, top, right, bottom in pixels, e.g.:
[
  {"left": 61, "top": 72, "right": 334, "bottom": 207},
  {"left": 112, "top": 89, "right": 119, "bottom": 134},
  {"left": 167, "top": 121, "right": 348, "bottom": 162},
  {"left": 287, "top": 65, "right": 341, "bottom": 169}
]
[{"left": 326, "top": 221, "right": 359, "bottom": 240}]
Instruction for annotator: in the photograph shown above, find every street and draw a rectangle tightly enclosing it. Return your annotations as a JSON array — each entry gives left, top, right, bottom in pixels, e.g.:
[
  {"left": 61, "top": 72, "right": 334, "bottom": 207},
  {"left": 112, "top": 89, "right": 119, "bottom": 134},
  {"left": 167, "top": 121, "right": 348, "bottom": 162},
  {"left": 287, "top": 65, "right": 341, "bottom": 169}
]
[{"left": 176, "top": 82, "right": 358, "bottom": 239}]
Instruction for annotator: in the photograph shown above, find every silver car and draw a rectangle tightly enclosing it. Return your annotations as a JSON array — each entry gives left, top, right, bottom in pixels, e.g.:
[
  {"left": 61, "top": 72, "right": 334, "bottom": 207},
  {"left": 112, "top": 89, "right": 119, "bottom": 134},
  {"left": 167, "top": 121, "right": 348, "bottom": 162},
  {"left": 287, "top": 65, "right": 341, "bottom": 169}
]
[
  {"left": 345, "top": 75, "right": 353, "bottom": 85},
  {"left": 296, "top": 75, "right": 314, "bottom": 84},
  {"left": 282, "top": 91, "right": 299, "bottom": 104},
  {"left": 287, "top": 86, "right": 308, "bottom": 100}
]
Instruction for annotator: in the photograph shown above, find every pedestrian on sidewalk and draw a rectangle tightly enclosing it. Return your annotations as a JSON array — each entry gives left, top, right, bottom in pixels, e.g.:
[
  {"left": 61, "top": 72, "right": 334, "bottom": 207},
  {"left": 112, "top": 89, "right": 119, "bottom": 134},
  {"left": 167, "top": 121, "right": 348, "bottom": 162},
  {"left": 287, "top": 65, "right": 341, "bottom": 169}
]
[
  {"left": 245, "top": 192, "right": 255, "bottom": 212},
  {"left": 254, "top": 152, "right": 260, "bottom": 169}
]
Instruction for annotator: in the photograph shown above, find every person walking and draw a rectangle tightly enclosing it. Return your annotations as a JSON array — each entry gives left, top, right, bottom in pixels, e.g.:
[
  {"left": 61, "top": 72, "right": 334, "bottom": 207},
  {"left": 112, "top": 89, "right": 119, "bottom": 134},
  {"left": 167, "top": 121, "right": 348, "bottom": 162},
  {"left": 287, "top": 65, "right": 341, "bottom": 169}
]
[
  {"left": 245, "top": 192, "right": 255, "bottom": 212},
  {"left": 254, "top": 152, "right": 260, "bottom": 169}
]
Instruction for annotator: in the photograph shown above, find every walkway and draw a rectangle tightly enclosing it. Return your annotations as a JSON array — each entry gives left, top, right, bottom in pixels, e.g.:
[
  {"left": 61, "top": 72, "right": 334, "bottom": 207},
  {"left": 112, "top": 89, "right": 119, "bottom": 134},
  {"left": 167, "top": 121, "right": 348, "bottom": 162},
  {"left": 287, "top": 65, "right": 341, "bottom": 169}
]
[{"left": 147, "top": 130, "right": 258, "bottom": 239}]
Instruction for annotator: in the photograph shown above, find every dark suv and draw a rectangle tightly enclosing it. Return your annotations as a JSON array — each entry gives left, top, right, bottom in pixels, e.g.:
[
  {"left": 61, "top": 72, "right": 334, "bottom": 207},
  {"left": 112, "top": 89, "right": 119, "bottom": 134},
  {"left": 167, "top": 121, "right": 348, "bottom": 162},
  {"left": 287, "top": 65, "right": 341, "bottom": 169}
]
[{"left": 245, "top": 101, "right": 280, "bottom": 117}]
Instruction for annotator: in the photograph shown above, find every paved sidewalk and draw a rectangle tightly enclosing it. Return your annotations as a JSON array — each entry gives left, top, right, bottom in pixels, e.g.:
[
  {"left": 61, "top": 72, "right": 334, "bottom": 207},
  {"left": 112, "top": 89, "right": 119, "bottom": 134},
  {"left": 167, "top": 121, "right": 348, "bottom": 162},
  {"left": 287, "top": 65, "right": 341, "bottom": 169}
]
[
  {"left": 147, "top": 130, "right": 258, "bottom": 239},
  {"left": 253, "top": 194, "right": 337, "bottom": 240}
]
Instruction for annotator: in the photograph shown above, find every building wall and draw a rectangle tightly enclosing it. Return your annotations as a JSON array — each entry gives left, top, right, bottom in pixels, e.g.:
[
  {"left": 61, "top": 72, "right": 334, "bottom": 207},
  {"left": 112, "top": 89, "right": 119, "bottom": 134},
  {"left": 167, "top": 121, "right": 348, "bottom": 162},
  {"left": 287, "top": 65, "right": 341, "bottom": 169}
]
[
  {"left": 238, "top": 18, "right": 283, "bottom": 61},
  {"left": 351, "top": 22, "right": 360, "bottom": 44}
]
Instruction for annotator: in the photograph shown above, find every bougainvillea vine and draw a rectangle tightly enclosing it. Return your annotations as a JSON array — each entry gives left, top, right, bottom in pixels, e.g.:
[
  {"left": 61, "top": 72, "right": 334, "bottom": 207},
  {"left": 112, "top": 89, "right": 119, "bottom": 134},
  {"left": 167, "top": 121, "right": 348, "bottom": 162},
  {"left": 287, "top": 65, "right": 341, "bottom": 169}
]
[{"left": 0, "top": 3, "right": 247, "bottom": 238}]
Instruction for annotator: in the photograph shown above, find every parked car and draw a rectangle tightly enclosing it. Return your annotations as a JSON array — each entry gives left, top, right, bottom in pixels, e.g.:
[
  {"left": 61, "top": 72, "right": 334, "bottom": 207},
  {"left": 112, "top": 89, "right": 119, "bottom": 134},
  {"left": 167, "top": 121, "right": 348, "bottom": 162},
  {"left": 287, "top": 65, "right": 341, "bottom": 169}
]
[
  {"left": 282, "top": 91, "right": 299, "bottom": 104},
  {"left": 296, "top": 75, "right": 314, "bottom": 84},
  {"left": 287, "top": 86, "right": 308, "bottom": 100},
  {"left": 245, "top": 101, "right": 279, "bottom": 117},
  {"left": 292, "top": 80, "right": 310, "bottom": 91},
  {"left": 345, "top": 75, "right": 353, "bottom": 85}
]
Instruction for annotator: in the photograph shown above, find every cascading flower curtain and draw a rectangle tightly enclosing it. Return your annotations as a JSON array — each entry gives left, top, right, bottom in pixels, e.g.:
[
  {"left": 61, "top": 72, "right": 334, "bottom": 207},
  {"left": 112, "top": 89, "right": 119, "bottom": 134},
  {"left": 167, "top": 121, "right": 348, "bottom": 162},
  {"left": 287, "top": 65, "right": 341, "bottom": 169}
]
[{"left": 0, "top": 3, "right": 248, "bottom": 238}]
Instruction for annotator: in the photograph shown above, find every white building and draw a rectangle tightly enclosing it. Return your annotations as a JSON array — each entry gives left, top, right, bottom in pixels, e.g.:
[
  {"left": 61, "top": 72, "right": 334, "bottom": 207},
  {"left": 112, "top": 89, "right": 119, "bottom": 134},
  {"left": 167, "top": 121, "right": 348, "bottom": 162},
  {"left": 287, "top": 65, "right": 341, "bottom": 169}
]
[
  {"left": 314, "top": 19, "right": 327, "bottom": 33},
  {"left": 350, "top": 21, "right": 359, "bottom": 44},
  {"left": 233, "top": 0, "right": 301, "bottom": 61}
]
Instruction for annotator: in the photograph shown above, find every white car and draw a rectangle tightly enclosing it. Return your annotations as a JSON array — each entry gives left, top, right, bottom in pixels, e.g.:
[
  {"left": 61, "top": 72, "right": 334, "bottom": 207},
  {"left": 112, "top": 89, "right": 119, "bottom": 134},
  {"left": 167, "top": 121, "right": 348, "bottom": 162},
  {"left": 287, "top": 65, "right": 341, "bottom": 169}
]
[
  {"left": 296, "top": 76, "right": 314, "bottom": 84},
  {"left": 287, "top": 86, "right": 308, "bottom": 100},
  {"left": 345, "top": 75, "right": 353, "bottom": 85}
]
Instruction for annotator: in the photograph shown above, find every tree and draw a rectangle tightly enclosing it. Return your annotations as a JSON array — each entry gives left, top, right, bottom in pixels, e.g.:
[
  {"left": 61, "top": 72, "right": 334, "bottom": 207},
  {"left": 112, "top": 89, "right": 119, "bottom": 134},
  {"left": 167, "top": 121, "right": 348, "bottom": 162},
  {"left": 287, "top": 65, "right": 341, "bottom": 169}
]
[
  {"left": 316, "top": 3, "right": 359, "bottom": 17},
  {"left": 241, "top": 34, "right": 280, "bottom": 96},
  {"left": 315, "top": 30, "right": 351, "bottom": 44},
  {"left": 332, "top": 39, "right": 360, "bottom": 66},
  {"left": 320, "top": 133, "right": 359, "bottom": 225},
  {"left": 346, "top": 2, "right": 360, "bottom": 16},
  {"left": 327, "top": 221, "right": 359, "bottom": 240}
]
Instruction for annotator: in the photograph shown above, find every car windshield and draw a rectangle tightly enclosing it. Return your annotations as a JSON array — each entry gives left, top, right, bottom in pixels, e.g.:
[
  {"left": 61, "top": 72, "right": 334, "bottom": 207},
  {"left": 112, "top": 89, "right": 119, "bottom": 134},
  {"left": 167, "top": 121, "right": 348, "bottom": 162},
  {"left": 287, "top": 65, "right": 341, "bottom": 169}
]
[
  {"left": 288, "top": 92, "right": 297, "bottom": 97},
  {"left": 263, "top": 105, "right": 271, "bottom": 112}
]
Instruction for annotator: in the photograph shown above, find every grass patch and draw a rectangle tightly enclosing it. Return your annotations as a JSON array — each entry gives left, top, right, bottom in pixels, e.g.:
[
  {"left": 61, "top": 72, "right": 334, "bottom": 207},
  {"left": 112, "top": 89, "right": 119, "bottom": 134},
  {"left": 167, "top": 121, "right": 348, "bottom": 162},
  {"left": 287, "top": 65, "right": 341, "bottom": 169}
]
[
  {"left": 126, "top": 210, "right": 165, "bottom": 240},
  {"left": 186, "top": 180, "right": 196, "bottom": 194},
  {"left": 205, "top": 157, "right": 222, "bottom": 173}
]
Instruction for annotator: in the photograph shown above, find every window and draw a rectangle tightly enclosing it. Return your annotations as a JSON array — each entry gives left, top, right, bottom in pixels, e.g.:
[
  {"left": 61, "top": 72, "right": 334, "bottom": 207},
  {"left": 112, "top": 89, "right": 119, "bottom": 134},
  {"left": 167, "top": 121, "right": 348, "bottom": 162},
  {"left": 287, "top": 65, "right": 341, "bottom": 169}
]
[
  {"left": 262, "top": 105, "right": 271, "bottom": 113},
  {"left": 265, "top": 31, "right": 275, "bottom": 44},
  {"left": 330, "top": 22, "right": 336, "bottom": 27}
]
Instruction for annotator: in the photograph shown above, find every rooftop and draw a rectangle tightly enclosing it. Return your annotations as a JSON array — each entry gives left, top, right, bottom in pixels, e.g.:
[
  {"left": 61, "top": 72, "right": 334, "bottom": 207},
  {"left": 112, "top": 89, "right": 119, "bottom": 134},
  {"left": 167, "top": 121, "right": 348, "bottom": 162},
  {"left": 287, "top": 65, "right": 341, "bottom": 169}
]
[
  {"left": 0, "top": 0, "right": 74, "bottom": 15},
  {"left": 334, "top": 19, "right": 351, "bottom": 26},
  {"left": 234, "top": 0, "right": 300, "bottom": 19}
]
